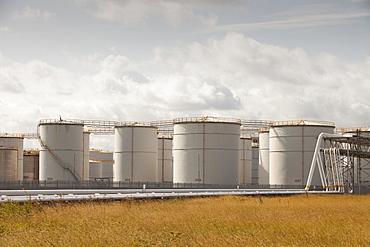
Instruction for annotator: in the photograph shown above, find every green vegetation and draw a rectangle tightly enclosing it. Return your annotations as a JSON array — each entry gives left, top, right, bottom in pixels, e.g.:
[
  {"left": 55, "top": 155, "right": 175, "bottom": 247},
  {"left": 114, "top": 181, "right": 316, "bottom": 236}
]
[{"left": 1, "top": 194, "right": 370, "bottom": 246}]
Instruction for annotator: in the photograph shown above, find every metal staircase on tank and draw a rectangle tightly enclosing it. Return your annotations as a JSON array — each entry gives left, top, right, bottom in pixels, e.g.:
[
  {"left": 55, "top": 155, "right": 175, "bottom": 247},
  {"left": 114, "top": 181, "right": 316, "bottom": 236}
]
[{"left": 37, "top": 124, "right": 82, "bottom": 181}]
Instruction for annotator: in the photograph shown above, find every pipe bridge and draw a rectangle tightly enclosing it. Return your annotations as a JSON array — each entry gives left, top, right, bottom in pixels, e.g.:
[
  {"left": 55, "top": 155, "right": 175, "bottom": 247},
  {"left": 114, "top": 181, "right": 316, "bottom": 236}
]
[{"left": 306, "top": 133, "right": 370, "bottom": 193}]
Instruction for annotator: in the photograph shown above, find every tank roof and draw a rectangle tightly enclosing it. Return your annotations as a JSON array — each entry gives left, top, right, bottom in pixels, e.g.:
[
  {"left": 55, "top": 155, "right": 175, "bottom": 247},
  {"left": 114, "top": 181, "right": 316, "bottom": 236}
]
[
  {"left": 0, "top": 146, "right": 18, "bottom": 150},
  {"left": 174, "top": 116, "right": 241, "bottom": 124},
  {"left": 38, "top": 119, "right": 84, "bottom": 126},
  {"left": 115, "top": 122, "right": 156, "bottom": 128},
  {"left": 271, "top": 120, "right": 335, "bottom": 128},
  {"left": 23, "top": 150, "right": 40, "bottom": 155},
  {"left": 341, "top": 127, "right": 370, "bottom": 133},
  {"left": 240, "top": 136, "right": 252, "bottom": 140},
  {"left": 258, "top": 128, "right": 270, "bottom": 133},
  {"left": 158, "top": 134, "right": 173, "bottom": 139},
  {"left": 0, "top": 133, "right": 24, "bottom": 139}
]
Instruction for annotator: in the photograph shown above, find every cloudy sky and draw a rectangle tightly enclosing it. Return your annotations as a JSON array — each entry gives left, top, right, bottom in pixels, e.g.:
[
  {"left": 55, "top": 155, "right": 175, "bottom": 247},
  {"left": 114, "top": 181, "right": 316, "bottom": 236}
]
[{"left": 0, "top": 0, "right": 369, "bottom": 149}]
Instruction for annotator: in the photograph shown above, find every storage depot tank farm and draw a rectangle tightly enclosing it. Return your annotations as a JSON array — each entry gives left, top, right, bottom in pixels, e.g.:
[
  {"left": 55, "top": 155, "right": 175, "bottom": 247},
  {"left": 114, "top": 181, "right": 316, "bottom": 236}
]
[{"left": 2, "top": 117, "right": 369, "bottom": 193}]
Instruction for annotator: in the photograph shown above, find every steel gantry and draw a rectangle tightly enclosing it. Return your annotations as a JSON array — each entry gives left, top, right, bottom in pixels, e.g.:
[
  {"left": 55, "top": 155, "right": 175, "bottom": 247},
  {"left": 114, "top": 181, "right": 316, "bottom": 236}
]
[{"left": 305, "top": 132, "right": 370, "bottom": 193}]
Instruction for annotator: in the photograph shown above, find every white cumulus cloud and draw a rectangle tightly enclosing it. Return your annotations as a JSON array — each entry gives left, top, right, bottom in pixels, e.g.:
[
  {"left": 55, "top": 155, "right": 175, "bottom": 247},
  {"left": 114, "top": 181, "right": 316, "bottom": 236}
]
[
  {"left": 0, "top": 26, "right": 9, "bottom": 32},
  {"left": 92, "top": 0, "right": 219, "bottom": 26},
  {"left": 0, "top": 33, "right": 369, "bottom": 144},
  {"left": 12, "top": 6, "right": 53, "bottom": 21}
]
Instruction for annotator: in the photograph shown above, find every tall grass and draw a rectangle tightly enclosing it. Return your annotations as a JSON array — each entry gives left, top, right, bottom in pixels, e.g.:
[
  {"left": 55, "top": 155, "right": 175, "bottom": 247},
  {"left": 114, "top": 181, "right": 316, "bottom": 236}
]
[{"left": 0, "top": 194, "right": 370, "bottom": 246}]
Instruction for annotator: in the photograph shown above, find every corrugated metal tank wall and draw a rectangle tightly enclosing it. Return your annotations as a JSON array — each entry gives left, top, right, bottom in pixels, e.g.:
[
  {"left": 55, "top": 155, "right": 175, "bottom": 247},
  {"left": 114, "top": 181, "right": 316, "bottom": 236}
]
[
  {"left": 114, "top": 124, "right": 158, "bottom": 182},
  {"left": 239, "top": 137, "right": 252, "bottom": 184},
  {"left": 100, "top": 151, "right": 113, "bottom": 179},
  {"left": 89, "top": 161, "right": 102, "bottom": 179},
  {"left": 39, "top": 123, "right": 84, "bottom": 181},
  {"left": 269, "top": 121, "right": 335, "bottom": 186},
  {"left": 0, "top": 147, "right": 18, "bottom": 180},
  {"left": 252, "top": 145, "right": 259, "bottom": 184},
  {"left": 158, "top": 137, "right": 173, "bottom": 183},
  {"left": 173, "top": 118, "right": 241, "bottom": 185},
  {"left": 23, "top": 150, "right": 39, "bottom": 181},
  {"left": 89, "top": 150, "right": 101, "bottom": 180},
  {"left": 258, "top": 130, "right": 270, "bottom": 185},
  {"left": 83, "top": 132, "right": 90, "bottom": 180},
  {"left": 0, "top": 136, "right": 24, "bottom": 180}
]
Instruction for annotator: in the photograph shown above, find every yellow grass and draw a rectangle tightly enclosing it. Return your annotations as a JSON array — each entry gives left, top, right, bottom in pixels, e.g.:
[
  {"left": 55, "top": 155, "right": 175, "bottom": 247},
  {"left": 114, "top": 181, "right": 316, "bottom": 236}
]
[{"left": 1, "top": 194, "right": 370, "bottom": 246}]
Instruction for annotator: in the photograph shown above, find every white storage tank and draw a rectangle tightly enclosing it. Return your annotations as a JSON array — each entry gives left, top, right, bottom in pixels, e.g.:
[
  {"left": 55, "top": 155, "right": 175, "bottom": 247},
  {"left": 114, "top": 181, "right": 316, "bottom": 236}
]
[
  {"left": 114, "top": 123, "right": 158, "bottom": 182},
  {"left": 89, "top": 161, "right": 102, "bottom": 179},
  {"left": 239, "top": 137, "right": 252, "bottom": 184},
  {"left": 89, "top": 149, "right": 102, "bottom": 180},
  {"left": 23, "top": 150, "right": 39, "bottom": 181},
  {"left": 100, "top": 151, "right": 114, "bottom": 180},
  {"left": 252, "top": 144, "right": 259, "bottom": 184},
  {"left": 0, "top": 134, "right": 24, "bottom": 180},
  {"left": 173, "top": 117, "right": 241, "bottom": 185},
  {"left": 269, "top": 120, "right": 335, "bottom": 186},
  {"left": 89, "top": 149, "right": 101, "bottom": 161},
  {"left": 39, "top": 120, "right": 84, "bottom": 181},
  {"left": 158, "top": 136, "right": 173, "bottom": 183},
  {"left": 0, "top": 147, "right": 18, "bottom": 181},
  {"left": 83, "top": 132, "right": 90, "bottom": 180},
  {"left": 258, "top": 129, "right": 270, "bottom": 185}
]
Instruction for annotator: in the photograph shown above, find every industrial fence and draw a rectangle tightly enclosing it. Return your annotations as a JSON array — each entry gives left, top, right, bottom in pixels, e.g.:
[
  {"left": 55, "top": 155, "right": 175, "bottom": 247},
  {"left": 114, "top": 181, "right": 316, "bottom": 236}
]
[{"left": 0, "top": 180, "right": 321, "bottom": 191}]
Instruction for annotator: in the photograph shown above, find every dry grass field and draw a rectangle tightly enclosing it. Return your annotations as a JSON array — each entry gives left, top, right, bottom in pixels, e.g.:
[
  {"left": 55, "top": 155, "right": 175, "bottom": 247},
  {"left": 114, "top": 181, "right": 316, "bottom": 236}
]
[{"left": 0, "top": 194, "right": 370, "bottom": 246}]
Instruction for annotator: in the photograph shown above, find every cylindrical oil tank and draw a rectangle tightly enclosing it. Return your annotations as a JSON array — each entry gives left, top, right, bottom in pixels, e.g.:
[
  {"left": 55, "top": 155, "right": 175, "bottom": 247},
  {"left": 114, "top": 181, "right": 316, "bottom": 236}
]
[
  {"left": 39, "top": 121, "right": 84, "bottom": 181},
  {"left": 89, "top": 149, "right": 101, "bottom": 180},
  {"left": 114, "top": 123, "right": 158, "bottom": 182},
  {"left": 239, "top": 137, "right": 252, "bottom": 184},
  {"left": 173, "top": 117, "right": 241, "bottom": 185},
  {"left": 89, "top": 149, "right": 101, "bottom": 161},
  {"left": 258, "top": 129, "right": 270, "bottom": 185},
  {"left": 100, "top": 151, "right": 114, "bottom": 179},
  {"left": 83, "top": 132, "right": 90, "bottom": 180},
  {"left": 0, "top": 135, "right": 24, "bottom": 180},
  {"left": 269, "top": 120, "right": 335, "bottom": 186},
  {"left": 89, "top": 161, "right": 102, "bottom": 179},
  {"left": 0, "top": 147, "right": 18, "bottom": 180},
  {"left": 23, "top": 150, "right": 39, "bottom": 181},
  {"left": 158, "top": 136, "right": 173, "bottom": 183},
  {"left": 252, "top": 144, "right": 259, "bottom": 184}
]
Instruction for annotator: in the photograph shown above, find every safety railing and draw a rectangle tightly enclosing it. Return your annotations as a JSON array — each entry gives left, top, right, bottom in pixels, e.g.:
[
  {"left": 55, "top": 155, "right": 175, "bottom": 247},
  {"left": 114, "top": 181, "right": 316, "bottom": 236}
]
[
  {"left": 38, "top": 119, "right": 84, "bottom": 125},
  {"left": 0, "top": 133, "right": 25, "bottom": 138},
  {"left": 271, "top": 120, "right": 335, "bottom": 127},
  {"left": 115, "top": 122, "right": 155, "bottom": 127},
  {"left": 174, "top": 116, "right": 241, "bottom": 124}
]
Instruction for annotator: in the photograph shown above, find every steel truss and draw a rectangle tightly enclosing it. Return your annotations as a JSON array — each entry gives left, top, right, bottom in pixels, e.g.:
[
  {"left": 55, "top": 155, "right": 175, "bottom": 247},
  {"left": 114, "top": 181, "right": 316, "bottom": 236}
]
[{"left": 306, "top": 133, "right": 370, "bottom": 193}]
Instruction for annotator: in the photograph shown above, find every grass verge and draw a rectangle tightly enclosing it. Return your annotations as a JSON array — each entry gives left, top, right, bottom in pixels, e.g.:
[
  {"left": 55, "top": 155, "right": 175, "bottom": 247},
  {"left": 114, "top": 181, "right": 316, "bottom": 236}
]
[{"left": 0, "top": 194, "right": 369, "bottom": 246}]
